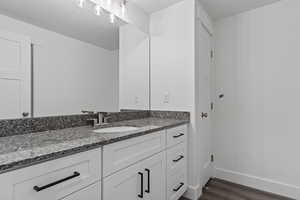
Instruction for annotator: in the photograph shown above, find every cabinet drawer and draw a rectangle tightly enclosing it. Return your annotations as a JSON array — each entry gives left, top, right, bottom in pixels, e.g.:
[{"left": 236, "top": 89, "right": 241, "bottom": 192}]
[
  {"left": 167, "top": 142, "right": 186, "bottom": 173},
  {"left": 62, "top": 181, "right": 101, "bottom": 200},
  {"left": 0, "top": 148, "right": 101, "bottom": 200},
  {"left": 166, "top": 125, "right": 187, "bottom": 148},
  {"left": 167, "top": 166, "right": 187, "bottom": 200},
  {"left": 103, "top": 131, "right": 165, "bottom": 177}
]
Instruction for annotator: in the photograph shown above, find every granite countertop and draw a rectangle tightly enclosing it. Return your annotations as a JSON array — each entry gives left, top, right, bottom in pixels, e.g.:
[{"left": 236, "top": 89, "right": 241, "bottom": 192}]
[{"left": 0, "top": 117, "right": 189, "bottom": 174}]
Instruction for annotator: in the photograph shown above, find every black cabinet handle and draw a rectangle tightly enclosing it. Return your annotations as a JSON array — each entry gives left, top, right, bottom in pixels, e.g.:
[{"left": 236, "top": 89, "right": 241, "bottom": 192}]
[
  {"left": 145, "top": 168, "right": 150, "bottom": 193},
  {"left": 33, "top": 171, "right": 80, "bottom": 192},
  {"left": 173, "top": 133, "right": 184, "bottom": 138},
  {"left": 173, "top": 182, "right": 184, "bottom": 192},
  {"left": 173, "top": 155, "right": 184, "bottom": 162},
  {"left": 138, "top": 172, "right": 144, "bottom": 198}
]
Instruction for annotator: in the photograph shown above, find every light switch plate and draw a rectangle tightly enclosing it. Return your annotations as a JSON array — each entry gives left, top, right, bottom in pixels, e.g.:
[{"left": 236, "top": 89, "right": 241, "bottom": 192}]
[{"left": 163, "top": 92, "right": 170, "bottom": 103}]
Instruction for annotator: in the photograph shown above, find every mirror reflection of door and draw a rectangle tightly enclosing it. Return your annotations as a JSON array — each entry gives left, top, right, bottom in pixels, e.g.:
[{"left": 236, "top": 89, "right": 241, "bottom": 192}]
[
  {"left": 0, "top": 0, "right": 150, "bottom": 120},
  {"left": 0, "top": 31, "right": 31, "bottom": 119}
]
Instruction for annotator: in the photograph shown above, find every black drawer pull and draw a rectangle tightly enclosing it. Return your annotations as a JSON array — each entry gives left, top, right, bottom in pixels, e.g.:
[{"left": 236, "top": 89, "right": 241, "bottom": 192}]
[
  {"left": 138, "top": 172, "right": 144, "bottom": 198},
  {"left": 173, "top": 182, "right": 184, "bottom": 192},
  {"left": 145, "top": 168, "right": 150, "bottom": 193},
  {"left": 33, "top": 171, "right": 80, "bottom": 192},
  {"left": 173, "top": 133, "right": 184, "bottom": 138},
  {"left": 173, "top": 155, "right": 184, "bottom": 162}
]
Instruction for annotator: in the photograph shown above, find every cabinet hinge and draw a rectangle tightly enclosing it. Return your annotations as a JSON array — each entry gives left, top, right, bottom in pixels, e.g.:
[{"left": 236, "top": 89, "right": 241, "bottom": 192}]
[
  {"left": 211, "top": 154, "right": 214, "bottom": 162},
  {"left": 210, "top": 102, "right": 214, "bottom": 111},
  {"left": 210, "top": 50, "right": 214, "bottom": 59}
]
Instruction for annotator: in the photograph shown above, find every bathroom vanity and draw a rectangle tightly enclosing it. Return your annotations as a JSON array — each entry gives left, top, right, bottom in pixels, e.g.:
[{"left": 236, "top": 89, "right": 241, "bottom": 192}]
[
  {"left": 0, "top": 114, "right": 188, "bottom": 200},
  {"left": 0, "top": 2, "right": 190, "bottom": 199}
]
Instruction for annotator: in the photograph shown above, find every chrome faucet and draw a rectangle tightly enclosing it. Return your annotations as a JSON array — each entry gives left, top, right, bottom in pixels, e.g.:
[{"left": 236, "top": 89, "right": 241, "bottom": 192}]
[{"left": 82, "top": 111, "right": 111, "bottom": 127}]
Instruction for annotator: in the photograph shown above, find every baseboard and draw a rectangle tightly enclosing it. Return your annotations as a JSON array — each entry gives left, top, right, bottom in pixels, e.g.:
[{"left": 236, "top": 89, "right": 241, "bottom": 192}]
[
  {"left": 214, "top": 167, "right": 300, "bottom": 199},
  {"left": 183, "top": 184, "right": 202, "bottom": 200}
]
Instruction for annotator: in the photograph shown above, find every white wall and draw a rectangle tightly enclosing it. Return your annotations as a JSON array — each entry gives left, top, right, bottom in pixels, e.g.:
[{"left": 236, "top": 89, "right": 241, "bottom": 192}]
[
  {"left": 124, "top": 2, "right": 150, "bottom": 34},
  {"left": 0, "top": 14, "right": 119, "bottom": 117},
  {"left": 119, "top": 24, "right": 149, "bottom": 110},
  {"left": 213, "top": 0, "right": 300, "bottom": 198},
  {"left": 150, "top": 0, "right": 195, "bottom": 112},
  {"left": 150, "top": 1, "right": 207, "bottom": 199}
]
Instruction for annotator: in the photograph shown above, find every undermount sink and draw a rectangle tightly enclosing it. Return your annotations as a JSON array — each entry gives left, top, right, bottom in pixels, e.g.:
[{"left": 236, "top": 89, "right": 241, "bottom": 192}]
[{"left": 93, "top": 126, "right": 139, "bottom": 133}]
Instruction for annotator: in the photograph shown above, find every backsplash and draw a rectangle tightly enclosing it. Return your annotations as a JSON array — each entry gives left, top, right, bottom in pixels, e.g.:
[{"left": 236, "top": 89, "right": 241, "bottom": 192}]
[
  {"left": 0, "top": 114, "right": 96, "bottom": 137},
  {"left": 150, "top": 110, "right": 190, "bottom": 120},
  {"left": 0, "top": 110, "right": 189, "bottom": 137}
]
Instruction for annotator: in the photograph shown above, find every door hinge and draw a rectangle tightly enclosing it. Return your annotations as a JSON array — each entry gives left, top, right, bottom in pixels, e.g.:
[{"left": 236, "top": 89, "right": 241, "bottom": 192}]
[
  {"left": 211, "top": 154, "right": 214, "bottom": 162},
  {"left": 210, "top": 102, "right": 214, "bottom": 111}
]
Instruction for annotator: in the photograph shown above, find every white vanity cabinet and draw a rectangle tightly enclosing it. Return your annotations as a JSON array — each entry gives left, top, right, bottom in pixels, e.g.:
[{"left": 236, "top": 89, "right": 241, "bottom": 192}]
[
  {"left": 61, "top": 181, "right": 101, "bottom": 200},
  {"left": 0, "top": 148, "right": 102, "bottom": 200},
  {"left": 166, "top": 126, "right": 188, "bottom": 200},
  {"left": 103, "top": 124, "right": 188, "bottom": 200},
  {"left": 0, "top": 124, "right": 187, "bottom": 200},
  {"left": 103, "top": 152, "right": 165, "bottom": 200}
]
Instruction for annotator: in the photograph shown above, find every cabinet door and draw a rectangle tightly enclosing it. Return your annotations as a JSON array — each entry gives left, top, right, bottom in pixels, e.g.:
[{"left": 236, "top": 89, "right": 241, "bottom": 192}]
[
  {"left": 142, "top": 152, "right": 166, "bottom": 200},
  {"left": 62, "top": 182, "right": 101, "bottom": 200},
  {"left": 103, "top": 161, "right": 143, "bottom": 200}
]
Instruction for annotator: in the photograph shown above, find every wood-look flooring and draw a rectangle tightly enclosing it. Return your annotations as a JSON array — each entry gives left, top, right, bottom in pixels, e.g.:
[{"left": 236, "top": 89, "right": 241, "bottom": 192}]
[{"left": 180, "top": 178, "right": 294, "bottom": 200}]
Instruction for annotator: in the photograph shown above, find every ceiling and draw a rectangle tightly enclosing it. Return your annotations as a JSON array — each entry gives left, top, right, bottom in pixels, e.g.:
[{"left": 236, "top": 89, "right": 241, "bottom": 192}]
[
  {"left": 131, "top": 0, "right": 280, "bottom": 20},
  {"left": 0, "top": 0, "right": 281, "bottom": 49},
  {"left": 199, "top": 0, "right": 280, "bottom": 20},
  {"left": 0, "top": 0, "right": 126, "bottom": 50},
  {"left": 130, "top": 0, "right": 183, "bottom": 13}
]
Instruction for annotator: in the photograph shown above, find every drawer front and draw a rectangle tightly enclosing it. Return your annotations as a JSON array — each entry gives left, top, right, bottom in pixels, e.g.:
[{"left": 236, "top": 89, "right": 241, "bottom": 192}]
[
  {"left": 167, "top": 166, "right": 187, "bottom": 200},
  {"left": 103, "top": 131, "right": 165, "bottom": 177},
  {"left": 62, "top": 181, "right": 101, "bottom": 200},
  {"left": 167, "top": 142, "right": 186, "bottom": 173},
  {"left": 166, "top": 125, "right": 187, "bottom": 148},
  {"left": 2, "top": 148, "right": 101, "bottom": 200}
]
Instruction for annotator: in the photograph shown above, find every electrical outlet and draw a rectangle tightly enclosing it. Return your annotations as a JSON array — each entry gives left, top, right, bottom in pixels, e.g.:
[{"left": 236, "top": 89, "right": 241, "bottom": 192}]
[
  {"left": 134, "top": 96, "right": 139, "bottom": 105},
  {"left": 163, "top": 92, "right": 170, "bottom": 103}
]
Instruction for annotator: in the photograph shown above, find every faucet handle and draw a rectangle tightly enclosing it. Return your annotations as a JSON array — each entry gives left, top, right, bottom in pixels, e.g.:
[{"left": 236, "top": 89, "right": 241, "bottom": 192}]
[
  {"left": 103, "top": 116, "right": 112, "bottom": 123},
  {"left": 87, "top": 118, "right": 97, "bottom": 126}
]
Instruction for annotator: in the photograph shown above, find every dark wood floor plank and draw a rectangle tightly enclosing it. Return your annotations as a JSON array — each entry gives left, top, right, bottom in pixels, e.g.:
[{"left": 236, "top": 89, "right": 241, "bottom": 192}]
[{"left": 179, "top": 178, "right": 294, "bottom": 200}]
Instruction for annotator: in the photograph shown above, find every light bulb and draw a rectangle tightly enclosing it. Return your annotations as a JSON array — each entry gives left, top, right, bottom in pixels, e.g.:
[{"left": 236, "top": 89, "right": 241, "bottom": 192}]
[
  {"left": 121, "top": 2, "right": 126, "bottom": 16},
  {"left": 110, "top": 13, "right": 115, "bottom": 23},
  {"left": 94, "top": 4, "right": 102, "bottom": 16},
  {"left": 77, "top": 0, "right": 85, "bottom": 8},
  {"left": 107, "top": 0, "right": 111, "bottom": 6}
]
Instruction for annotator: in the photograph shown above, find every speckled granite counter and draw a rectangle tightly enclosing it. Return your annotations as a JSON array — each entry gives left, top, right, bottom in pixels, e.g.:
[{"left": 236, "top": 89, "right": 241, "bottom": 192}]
[{"left": 0, "top": 117, "right": 189, "bottom": 174}]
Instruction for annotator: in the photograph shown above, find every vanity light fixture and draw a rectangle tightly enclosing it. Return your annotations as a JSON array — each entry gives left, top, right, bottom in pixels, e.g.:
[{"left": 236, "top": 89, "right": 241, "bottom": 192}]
[
  {"left": 76, "top": 0, "right": 126, "bottom": 23},
  {"left": 94, "top": 4, "right": 102, "bottom": 16},
  {"left": 77, "top": 0, "right": 86, "bottom": 8},
  {"left": 107, "top": 0, "right": 112, "bottom": 7},
  {"left": 121, "top": 0, "right": 126, "bottom": 16}
]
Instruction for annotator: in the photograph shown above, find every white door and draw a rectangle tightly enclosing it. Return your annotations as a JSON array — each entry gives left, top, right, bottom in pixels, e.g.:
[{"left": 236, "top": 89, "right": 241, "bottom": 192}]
[
  {"left": 197, "top": 21, "right": 212, "bottom": 186},
  {"left": 61, "top": 182, "right": 101, "bottom": 200},
  {"left": 0, "top": 31, "right": 31, "bottom": 119},
  {"left": 103, "top": 161, "right": 143, "bottom": 200},
  {"left": 141, "top": 152, "right": 166, "bottom": 200}
]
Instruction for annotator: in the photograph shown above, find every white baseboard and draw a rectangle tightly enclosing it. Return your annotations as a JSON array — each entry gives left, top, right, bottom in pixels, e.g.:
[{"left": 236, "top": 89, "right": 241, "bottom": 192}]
[
  {"left": 183, "top": 184, "right": 202, "bottom": 200},
  {"left": 214, "top": 167, "right": 300, "bottom": 199}
]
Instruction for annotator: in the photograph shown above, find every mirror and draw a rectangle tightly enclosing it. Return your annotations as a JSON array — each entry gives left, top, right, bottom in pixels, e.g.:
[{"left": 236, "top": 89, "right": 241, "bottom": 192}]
[{"left": 0, "top": 0, "right": 150, "bottom": 119}]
